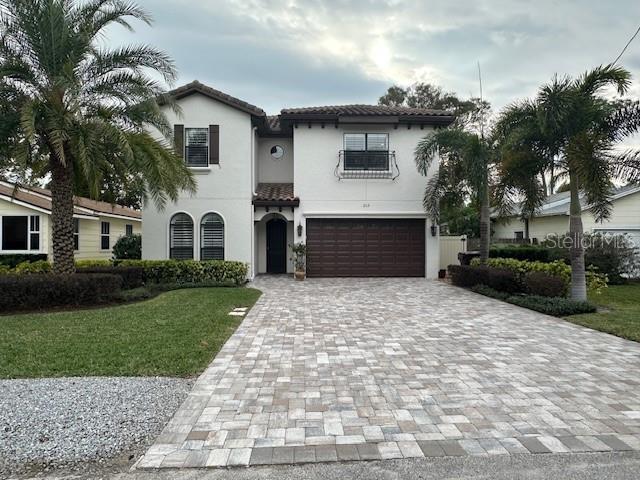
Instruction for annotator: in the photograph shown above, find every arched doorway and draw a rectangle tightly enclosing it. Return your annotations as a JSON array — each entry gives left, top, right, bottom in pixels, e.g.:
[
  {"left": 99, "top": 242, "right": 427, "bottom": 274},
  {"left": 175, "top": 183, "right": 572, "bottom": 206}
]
[{"left": 266, "top": 218, "right": 287, "bottom": 273}]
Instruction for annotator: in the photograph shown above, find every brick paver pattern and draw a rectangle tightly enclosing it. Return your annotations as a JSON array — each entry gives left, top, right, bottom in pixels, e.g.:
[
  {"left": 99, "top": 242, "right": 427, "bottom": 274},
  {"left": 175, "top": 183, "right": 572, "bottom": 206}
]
[{"left": 138, "top": 277, "right": 640, "bottom": 468}]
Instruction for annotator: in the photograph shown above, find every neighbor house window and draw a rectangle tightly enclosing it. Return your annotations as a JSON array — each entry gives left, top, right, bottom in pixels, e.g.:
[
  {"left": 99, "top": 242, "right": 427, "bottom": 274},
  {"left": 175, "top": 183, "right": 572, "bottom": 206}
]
[
  {"left": 170, "top": 213, "right": 194, "bottom": 259},
  {"left": 29, "top": 215, "right": 40, "bottom": 250},
  {"left": 343, "top": 133, "right": 389, "bottom": 170},
  {"left": 1, "top": 215, "right": 40, "bottom": 251},
  {"left": 200, "top": 213, "right": 224, "bottom": 260},
  {"left": 515, "top": 231, "right": 524, "bottom": 240},
  {"left": 185, "top": 128, "right": 209, "bottom": 167},
  {"left": 73, "top": 218, "right": 80, "bottom": 250},
  {"left": 101, "top": 221, "right": 110, "bottom": 250},
  {"left": 125, "top": 224, "right": 133, "bottom": 236}
]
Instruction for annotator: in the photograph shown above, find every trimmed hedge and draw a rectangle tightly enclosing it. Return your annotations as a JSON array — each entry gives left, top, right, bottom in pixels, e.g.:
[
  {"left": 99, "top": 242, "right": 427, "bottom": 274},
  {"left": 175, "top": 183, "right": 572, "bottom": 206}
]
[
  {"left": 0, "top": 253, "right": 48, "bottom": 268},
  {"left": 470, "top": 285, "right": 597, "bottom": 316},
  {"left": 0, "top": 274, "right": 122, "bottom": 312},
  {"left": 507, "top": 295, "right": 597, "bottom": 316},
  {"left": 77, "top": 266, "right": 145, "bottom": 290},
  {"left": 448, "top": 265, "right": 522, "bottom": 294},
  {"left": 471, "top": 257, "right": 608, "bottom": 294},
  {"left": 117, "top": 260, "right": 248, "bottom": 286},
  {"left": 490, "top": 246, "right": 550, "bottom": 262},
  {"left": 524, "top": 271, "right": 568, "bottom": 298}
]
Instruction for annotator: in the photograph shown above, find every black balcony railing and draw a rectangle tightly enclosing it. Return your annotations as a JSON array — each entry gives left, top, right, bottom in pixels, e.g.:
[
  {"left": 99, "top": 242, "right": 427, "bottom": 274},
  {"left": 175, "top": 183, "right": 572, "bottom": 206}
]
[{"left": 335, "top": 150, "right": 399, "bottom": 180}]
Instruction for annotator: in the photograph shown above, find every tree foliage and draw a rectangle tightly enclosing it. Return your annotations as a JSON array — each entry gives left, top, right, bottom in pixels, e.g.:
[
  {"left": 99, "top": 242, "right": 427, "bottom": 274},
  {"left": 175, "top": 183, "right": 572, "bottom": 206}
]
[
  {"left": 0, "top": 0, "right": 196, "bottom": 273},
  {"left": 379, "top": 82, "right": 491, "bottom": 132},
  {"left": 493, "top": 64, "right": 640, "bottom": 299}
]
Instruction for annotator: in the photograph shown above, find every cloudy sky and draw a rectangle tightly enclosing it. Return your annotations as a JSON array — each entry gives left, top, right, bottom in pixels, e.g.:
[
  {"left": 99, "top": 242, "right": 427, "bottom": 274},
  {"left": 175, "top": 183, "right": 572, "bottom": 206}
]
[{"left": 111, "top": 0, "right": 640, "bottom": 115}]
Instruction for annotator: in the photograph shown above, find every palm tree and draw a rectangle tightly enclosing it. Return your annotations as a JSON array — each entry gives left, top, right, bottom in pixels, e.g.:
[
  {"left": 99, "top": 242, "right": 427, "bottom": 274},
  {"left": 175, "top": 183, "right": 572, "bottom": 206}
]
[
  {"left": 494, "top": 65, "right": 640, "bottom": 300},
  {"left": 415, "top": 129, "right": 492, "bottom": 263},
  {"left": 0, "top": 0, "right": 195, "bottom": 273}
]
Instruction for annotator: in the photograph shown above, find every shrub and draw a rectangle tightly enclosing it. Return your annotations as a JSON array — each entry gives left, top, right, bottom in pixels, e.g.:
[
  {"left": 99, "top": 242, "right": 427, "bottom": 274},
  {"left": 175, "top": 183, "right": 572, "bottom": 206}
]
[
  {"left": 14, "top": 260, "right": 51, "bottom": 274},
  {"left": 490, "top": 246, "right": 550, "bottom": 262},
  {"left": 75, "top": 259, "right": 113, "bottom": 268},
  {"left": 471, "top": 257, "right": 607, "bottom": 294},
  {"left": 470, "top": 284, "right": 597, "bottom": 316},
  {"left": 507, "top": 295, "right": 597, "bottom": 316},
  {"left": 117, "top": 259, "right": 248, "bottom": 286},
  {"left": 470, "top": 284, "right": 510, "bottom": 301},
  {"left": 542, "top": 233, "right": 640, "bottom": 284},
  {"left": 77, "top": 266, "right": 145, "bottom": 290},
  {"left": 0, "top": 273, "right": 122, "bottom": 312},
  {"left": 113, "top": 234, "right": 142, "bottom": 260},
  {"left": 448, "top": 264, "right": 522, "bottom": 294},
  {"left": 524, "top": 271, "right": 567, "bottom": 297},
  {"left": 0, "top": 264, "right": 10, "bottom": 275},
  {"left": 0, "top": 253, "right": 48, "bottom": 268}
]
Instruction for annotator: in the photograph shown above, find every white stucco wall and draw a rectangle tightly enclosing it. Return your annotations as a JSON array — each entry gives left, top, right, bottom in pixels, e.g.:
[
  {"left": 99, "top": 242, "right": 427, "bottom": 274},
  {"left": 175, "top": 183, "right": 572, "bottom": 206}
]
[
  {"left": 257, "top": 138, "right": 294, "bottom": 183},
  {"left": 292, "top": 124, "right": 440, "bottom": 278},
  {"left": 142, "top": 93, "right": 254, "bottom": 274}
]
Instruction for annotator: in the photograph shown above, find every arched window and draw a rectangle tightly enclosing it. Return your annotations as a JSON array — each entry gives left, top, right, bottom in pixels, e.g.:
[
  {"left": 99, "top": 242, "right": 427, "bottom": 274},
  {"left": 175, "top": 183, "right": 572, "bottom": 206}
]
[
  {"left": 201, "top": 213, "right": 224, "bottom": 260},
  {"left": 169, "top": 213, "right": 193, "bottom": 259}
]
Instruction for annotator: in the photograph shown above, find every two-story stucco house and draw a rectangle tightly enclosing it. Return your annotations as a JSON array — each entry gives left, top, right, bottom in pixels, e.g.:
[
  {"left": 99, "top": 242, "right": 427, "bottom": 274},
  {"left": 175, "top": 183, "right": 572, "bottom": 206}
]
[{"left": 142, "top": 81, "right": 455, "bottom": 279}]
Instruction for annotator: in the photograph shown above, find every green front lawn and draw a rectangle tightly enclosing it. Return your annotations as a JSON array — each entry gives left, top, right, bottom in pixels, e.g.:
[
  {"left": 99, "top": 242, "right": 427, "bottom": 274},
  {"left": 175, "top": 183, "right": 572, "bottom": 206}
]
[
  {"left": 567, "top": 283, "right": 640, "bottom": 342},
  {"left": 0, "top": 287, "right": 261, "bottom": 379}
]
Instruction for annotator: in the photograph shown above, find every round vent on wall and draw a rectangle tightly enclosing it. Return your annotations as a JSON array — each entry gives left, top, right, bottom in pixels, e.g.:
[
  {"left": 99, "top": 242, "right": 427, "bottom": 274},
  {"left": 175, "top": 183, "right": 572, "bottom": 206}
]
[{"left": 270, "top": 145, "right": 284, "bottom": 159}]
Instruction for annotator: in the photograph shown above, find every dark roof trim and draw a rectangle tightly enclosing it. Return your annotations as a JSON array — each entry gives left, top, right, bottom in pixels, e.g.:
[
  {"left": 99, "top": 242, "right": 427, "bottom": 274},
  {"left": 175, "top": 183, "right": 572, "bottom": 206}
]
[
  {"left": 252, "top": 199, "right": 300, "bottom": 207},
  {"left": 164, "top": 81, "right": 266, "bottom": 117},
  {"left": 278, "top": 113, "right": 455, "bottom": 127}
]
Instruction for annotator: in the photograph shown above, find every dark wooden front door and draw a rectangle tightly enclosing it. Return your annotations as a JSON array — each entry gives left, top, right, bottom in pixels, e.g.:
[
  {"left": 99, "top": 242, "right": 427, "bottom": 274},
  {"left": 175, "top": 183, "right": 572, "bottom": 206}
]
[
  {"left": 266, "top": 219, "right": 287, "bottom": 274},
  {"left": 306, "top": 218, "right": 425, "bottom": 277}
]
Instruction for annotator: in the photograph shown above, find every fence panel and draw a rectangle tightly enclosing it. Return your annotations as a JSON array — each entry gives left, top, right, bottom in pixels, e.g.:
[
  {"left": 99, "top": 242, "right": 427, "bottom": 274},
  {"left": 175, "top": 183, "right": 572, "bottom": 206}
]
[{"left": 439, "top": 235, "right": 467, "bottom": 270}]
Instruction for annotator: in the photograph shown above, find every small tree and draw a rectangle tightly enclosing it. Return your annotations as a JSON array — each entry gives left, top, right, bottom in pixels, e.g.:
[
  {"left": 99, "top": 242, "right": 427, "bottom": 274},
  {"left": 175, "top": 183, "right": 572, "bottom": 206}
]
[
  {"left": 494, "top": 65, "right": 640, "bottom": 300},
  {"left": 0, "top": 0, "right": 196, "bottom": 274},
  {"left": 289, "top": 242, "right": 306, "bottom": 272},
  {"left": 113, "top": 234, "right": 142, "bottom": 260}
]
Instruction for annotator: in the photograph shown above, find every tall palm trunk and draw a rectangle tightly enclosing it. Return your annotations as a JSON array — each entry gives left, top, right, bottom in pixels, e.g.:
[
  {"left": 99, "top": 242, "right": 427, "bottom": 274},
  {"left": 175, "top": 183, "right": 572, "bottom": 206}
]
[
  {"left": 50, "top": 153, "right": 76, "bottom": 274},
  {"left": 568, "top": 171, "right": 586, "bottom": 300},
  {"left": 479, "top": 168, "right": 490, "bottom": 264}
]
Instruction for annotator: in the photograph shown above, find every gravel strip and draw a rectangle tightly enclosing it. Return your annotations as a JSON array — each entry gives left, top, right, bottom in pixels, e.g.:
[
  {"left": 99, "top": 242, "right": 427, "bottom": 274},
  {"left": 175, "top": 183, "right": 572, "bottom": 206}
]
[{"left": 0, "top": 377, "right": 193, "bottom": 476}]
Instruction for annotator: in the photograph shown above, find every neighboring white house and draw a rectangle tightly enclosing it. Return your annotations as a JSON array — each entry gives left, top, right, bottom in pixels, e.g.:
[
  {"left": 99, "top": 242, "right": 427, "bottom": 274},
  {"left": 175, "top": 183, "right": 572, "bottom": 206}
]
[
  {"left": 142, "top": 81, "right": 455, "bottom": 279},
  {"left": 0, "top": 181, "right": 141, "bottom": 260},
  {"left": 492, "top": 184, "right": 640, "bottom": 248}
]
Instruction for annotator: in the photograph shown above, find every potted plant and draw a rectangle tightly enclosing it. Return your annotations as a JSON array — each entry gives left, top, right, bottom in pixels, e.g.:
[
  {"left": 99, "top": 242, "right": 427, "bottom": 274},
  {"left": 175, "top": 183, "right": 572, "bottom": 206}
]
[{"left": 290, "top": 242, "right": 307, "bottom": 281}]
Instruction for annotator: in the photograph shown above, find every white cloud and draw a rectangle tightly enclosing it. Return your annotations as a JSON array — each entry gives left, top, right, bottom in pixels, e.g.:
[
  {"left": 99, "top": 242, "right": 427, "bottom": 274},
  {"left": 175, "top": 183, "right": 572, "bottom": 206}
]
[{"left": 111, "top": 0, "right": 640, "bottom": 112}]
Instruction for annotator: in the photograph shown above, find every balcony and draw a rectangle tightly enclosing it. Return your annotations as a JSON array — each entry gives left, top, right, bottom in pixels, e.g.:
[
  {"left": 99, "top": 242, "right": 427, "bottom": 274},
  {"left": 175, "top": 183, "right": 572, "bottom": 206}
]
[{"left": 335, "top": 150, "right": 399, "bottom": 180}]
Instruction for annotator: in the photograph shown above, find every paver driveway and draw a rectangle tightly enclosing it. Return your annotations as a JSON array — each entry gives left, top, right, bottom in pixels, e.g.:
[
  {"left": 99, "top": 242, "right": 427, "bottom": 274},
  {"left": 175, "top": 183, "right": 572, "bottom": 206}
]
[{"left": 138, "top": 277, "right": 640, "bottom": 468}]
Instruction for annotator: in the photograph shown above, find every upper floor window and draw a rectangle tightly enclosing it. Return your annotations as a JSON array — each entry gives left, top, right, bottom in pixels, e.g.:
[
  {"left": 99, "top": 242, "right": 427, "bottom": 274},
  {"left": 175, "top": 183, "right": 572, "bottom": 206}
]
[
  {"left": 1, "top": 215, "right": 40, "bottom": 251},
  {"left": 343, "top": 133, "right": 389, "bottom": 171},
  {"left": 125, "top": 224, "right": 133, "bottom": 236},
  {"left": 100, "top": 221, "right": 110, "bottom": 250},
  {"left": 170, "top": 213, "right": 194, "bottom": 260},
  {"left": 185, "top": 128, "right": 209, "bottom": 167},
  {"left": 200, "top": 213, "right": 224, "bottom": 260}
]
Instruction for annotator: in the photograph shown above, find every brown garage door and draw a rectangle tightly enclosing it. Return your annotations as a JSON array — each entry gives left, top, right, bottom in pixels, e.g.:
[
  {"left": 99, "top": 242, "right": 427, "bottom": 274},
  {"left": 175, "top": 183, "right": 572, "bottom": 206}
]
[{"left": 306, "top": 218, "right": 425, "bottom": 277}]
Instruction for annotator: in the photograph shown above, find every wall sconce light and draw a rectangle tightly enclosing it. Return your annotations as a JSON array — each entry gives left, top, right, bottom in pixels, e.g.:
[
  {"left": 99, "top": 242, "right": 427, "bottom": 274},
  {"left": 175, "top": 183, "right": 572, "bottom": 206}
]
[
  {"left": 297, "top": 222, "right": 303, "bottom": 237},
  {"left": 430, "top": 223, "right": 438, "bottom": 237}
]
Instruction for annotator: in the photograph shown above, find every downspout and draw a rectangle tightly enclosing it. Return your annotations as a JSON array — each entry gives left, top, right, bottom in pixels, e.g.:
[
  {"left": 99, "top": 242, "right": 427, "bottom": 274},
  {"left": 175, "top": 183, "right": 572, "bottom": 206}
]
[{"left": 250, "top": 126, "right": 258, "bottom": 280}]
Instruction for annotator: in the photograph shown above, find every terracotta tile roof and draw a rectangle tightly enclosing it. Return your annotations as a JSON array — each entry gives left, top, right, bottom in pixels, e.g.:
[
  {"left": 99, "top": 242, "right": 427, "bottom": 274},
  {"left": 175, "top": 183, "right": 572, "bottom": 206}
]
[
  {"left": 266, "top": 115, "right": 281, "bottom": 132},
  {"left": 164, "top": 80, "right": 266, "bottom": 117},
  {"left": 253, "top": 183, "right": 299, "bottom": 206},
  {"left": 280, "top": 104, "right": 454, "bottom": 117},
  {"left": 0, "top": 182, "right": 142, "bottom": 220}
]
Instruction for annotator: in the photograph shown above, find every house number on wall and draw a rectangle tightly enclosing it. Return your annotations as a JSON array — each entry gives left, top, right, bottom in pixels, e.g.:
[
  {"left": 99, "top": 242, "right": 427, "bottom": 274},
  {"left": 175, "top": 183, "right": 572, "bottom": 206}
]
[{"left": 362, "top": 203, "right": 370, "bottom": 208}]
